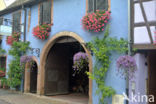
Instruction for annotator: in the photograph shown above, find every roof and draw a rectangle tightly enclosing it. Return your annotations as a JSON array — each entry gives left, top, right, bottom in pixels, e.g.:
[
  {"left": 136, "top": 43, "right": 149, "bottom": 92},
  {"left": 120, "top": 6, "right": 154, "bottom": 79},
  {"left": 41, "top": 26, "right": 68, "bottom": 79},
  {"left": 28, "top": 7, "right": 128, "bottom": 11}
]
[{"left": 0, "top": 0, "right": 45, "bottom": 16}]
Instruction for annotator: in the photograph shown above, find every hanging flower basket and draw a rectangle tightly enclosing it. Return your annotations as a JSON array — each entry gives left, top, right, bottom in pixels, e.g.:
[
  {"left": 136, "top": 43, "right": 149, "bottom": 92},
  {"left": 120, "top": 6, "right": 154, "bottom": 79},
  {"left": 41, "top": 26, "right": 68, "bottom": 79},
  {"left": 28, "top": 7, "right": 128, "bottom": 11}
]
[
  {"left": 6, "top": 32, "right": 20, "bottom": 45},
  {"left": 20, "top": 55, "right": 33, "bottom": 64},
  {"left": 116, "top": 55, "right": 137, "bottom": 80},
  {"left": 82, "top": 10, "right": 110, "bottom": 32},
  {"left": 73, "top": 52, "right": 89, "bottom": 76},
  {"left": 32, "top": 23, "right": 52, "bottom": 40}
]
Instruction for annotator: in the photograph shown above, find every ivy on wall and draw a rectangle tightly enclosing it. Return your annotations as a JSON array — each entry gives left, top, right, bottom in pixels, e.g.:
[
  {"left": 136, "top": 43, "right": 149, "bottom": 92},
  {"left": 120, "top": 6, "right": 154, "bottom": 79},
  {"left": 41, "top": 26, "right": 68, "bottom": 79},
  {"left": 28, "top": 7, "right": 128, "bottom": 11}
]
[
  {"left": 87, "top": 27, "right": 128, "bottom": 104},
  {"left": 0, "top": 48, "right": 6, "bottom": 55},
  {"left": 7, "top": 41, "right": 30, "bottom": 88}
]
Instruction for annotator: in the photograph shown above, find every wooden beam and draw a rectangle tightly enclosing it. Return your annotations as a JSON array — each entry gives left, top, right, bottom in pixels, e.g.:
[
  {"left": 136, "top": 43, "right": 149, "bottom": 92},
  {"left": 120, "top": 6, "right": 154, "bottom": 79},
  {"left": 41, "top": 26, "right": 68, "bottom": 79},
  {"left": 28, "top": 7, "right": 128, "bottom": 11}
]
[
  {"left": 134, "top": 0, "right": 153, "bottom": 3},
  {"left": 133, "top": 44, "right": 156, "bottom": 50},
  {"left": 131, "top": 0, "right": 134, "bottom": 44},
  {"left": 139, "top": 0, "right": 153, "bottom": 43},
  {"left": 108, "top": 0, "right": 111, "bottom": 11},
  {"left": 134, "top": 21, "right": 156, "bottom": 27}
]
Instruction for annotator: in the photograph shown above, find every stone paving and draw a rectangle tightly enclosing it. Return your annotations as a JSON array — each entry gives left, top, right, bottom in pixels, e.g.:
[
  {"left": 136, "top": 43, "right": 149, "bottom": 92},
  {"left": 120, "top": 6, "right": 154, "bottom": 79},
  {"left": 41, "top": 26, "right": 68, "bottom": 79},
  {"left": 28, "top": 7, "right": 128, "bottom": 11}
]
[{"left": 0, "top": 89, "right": 86, "bottom": 104}]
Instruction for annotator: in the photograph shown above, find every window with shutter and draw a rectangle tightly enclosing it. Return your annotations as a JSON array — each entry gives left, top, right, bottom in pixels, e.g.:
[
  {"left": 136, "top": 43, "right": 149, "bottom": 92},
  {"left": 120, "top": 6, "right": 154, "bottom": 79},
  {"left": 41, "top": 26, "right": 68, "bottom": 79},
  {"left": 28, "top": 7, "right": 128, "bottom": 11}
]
[
  {"left": 40, "top": 0, "right": 52, "bottom": 24},
  {"left": 12, "top": 12, "right": 21, "bottom": 33},
  {"left": 88, "top": 0, "right": 108, "bottom": 13},
  {"left": 0, "top": 56, "right": 6, "bottom": 70},
  {"left": 0, "top": 17, "right": 3, "bottom": 25},
  {"left": 88, "top": 0, "right": 93, "bottom": 13}
]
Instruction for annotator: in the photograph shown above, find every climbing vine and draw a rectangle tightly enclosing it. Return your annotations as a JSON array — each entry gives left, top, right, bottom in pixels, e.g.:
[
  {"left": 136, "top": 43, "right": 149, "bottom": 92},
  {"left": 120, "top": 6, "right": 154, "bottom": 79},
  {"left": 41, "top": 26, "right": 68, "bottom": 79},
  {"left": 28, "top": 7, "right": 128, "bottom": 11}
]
[
  {"left": 0, "top": 48, "right": 6, "bottom": 55},
  {"left": 7, "top": 41, "right": 30, "bottom": 88},
  {"left": 87, "top": 27, "right": 128, "bottom": 104}
]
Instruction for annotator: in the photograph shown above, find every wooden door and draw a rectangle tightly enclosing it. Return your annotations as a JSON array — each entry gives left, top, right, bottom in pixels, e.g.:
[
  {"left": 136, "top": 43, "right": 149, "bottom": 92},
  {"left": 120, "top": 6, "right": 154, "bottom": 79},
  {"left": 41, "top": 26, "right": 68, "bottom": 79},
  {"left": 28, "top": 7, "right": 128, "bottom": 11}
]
[
  {"left": 45, "top": 44, "right": 69, "bottom": 95},
  {"left": 148, "top": 52, "right": 156, "bottom": 104},
  {"left": 30, "top": 62, "right": 38, "bottom": 93}
]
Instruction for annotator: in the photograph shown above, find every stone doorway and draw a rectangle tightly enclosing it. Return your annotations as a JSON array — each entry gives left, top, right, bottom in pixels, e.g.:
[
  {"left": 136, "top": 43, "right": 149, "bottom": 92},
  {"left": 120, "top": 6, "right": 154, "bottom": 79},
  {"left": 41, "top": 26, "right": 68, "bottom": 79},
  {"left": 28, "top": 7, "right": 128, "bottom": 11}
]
[
  {"left": 24, "top": 57, "right": 38, "bottom": 93},
  {"left": 39, "top": 31, "right": 93, "bottom": 104},
  {"left": 44, "top": 37, "right": 89, "bottom": 98}
]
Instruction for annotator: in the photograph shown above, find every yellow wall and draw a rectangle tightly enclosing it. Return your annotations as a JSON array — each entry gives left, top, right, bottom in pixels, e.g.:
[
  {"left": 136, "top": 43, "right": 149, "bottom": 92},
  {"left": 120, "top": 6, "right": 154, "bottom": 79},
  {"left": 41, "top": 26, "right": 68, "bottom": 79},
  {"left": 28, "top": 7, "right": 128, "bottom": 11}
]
[{"left": 0, "top": 0, "right": 6, "bottom": 11}]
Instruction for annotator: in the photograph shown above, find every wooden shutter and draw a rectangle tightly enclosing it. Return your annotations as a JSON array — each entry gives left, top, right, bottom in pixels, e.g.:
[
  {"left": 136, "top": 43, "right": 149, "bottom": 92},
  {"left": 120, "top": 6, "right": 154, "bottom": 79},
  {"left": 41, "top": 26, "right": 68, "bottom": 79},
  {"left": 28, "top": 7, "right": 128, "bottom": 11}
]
[
  {"left": 43, "top": 0, "right": 51, "bottom": 24},
  {"left": 39, "top": 3, "right": 43, "bottom": 25},
  {"left": 88, "top": 0, "right": 93, "bottom": 13},
  {"left": 0, "top": 17, "right": 3, "bottom": 25},
  {"left": 40, "top": 0, "right": 51, "bottom": 24},
  {"left": 12, "top": 12, "right": 21, "bottom": 32},
  {"left": 96, "top": 0, "right": 108, "bottom": 10},
  {"left": 0, "top": 57, "right": 6, "bottom": 69}
]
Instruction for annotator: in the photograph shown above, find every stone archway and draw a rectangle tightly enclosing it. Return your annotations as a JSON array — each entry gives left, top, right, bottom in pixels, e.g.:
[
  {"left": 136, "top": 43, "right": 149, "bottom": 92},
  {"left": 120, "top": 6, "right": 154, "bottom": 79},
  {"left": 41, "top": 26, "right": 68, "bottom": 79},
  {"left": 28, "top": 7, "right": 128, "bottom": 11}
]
[
  {"left": 24, "top": 56, "right": 39, "bottom": 93},
  {"left": 38, "top": 31, "right": 93, "bottom": 104}
]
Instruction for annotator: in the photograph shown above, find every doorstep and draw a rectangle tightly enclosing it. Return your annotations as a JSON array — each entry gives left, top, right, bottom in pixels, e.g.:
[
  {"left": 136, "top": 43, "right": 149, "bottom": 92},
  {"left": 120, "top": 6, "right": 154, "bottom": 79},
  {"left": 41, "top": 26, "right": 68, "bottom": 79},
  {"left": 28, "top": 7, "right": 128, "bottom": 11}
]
[{"left": 24, "top": 93, "right": 87, "bottom": 104}]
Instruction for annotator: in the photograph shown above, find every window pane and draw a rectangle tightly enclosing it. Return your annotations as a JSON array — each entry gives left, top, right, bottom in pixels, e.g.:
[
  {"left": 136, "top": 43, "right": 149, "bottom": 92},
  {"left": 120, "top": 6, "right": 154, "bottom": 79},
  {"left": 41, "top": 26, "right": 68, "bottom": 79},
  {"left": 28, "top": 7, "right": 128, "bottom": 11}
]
[{"left": 96, "top": 0, "right": 108, "bottom": 10}]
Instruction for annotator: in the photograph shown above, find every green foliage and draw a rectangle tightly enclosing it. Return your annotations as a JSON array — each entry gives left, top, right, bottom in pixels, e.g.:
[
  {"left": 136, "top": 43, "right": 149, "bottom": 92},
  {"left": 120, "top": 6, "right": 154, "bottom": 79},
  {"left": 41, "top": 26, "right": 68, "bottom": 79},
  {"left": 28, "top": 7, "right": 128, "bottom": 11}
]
[
  {"left": 87, "top": 27, "right": 128, "bottom": 104},
  {"left": 7, "top": 41, "right": 30, "bottom": 88},
  {"left": 9, "top": 41, "right": 30, "bottom": 57},
  {"left": 0, "top": 48, "right": 6, "bottom": 55},
  {"left": 1, "top": 77, "right": 8, "bottom": 86},
  {"left": 0, "top": 67, "right": 5, "bottom": 72}
]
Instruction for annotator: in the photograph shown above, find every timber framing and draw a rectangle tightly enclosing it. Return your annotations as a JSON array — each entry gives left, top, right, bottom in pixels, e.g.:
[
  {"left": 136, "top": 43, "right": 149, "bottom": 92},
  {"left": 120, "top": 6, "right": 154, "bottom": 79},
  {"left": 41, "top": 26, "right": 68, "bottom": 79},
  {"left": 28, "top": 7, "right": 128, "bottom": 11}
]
[{"left": 131, "top": 0, "right": 156, "bottom": 49}]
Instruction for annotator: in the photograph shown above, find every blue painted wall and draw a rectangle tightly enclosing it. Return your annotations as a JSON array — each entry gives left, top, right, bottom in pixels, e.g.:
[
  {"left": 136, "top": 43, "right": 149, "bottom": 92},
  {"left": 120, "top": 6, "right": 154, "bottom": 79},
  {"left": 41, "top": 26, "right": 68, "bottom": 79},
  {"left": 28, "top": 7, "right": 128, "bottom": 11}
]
[{"left": 0, "top": 0, "right": 128, "bottom": 103}]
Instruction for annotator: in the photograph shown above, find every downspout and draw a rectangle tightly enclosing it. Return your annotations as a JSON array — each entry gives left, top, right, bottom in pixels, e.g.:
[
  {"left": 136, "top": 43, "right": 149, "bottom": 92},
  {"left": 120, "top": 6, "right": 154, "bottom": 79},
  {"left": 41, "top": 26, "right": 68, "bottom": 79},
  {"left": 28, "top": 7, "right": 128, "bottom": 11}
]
[
  {"left": 23, "top": 5, "right": 27, "bottom": 42},
  {"left": 21, "top": 5, "right": 27, "bottom": 92},
  {"left": 127, "top": 0, "right": 132, "bottom": 104}
]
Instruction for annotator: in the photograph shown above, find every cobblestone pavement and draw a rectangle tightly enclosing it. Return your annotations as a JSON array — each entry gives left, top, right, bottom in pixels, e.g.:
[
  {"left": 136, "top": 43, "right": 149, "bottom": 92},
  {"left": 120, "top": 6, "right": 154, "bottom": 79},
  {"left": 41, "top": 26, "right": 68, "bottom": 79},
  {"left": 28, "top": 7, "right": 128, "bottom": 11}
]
[
  {"left": 0, "top": 89, "right": 83, "bottom": 104},
  {"left": 0, "top": 99, "right": 11, "bottom": 104}
]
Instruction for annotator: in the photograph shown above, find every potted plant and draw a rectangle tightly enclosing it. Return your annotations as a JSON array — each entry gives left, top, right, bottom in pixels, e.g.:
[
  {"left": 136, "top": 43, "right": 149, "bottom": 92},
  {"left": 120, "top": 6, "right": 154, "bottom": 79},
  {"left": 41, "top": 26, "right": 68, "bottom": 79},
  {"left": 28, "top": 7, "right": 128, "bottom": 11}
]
[
  {"left": 116, "top": 55, "right": 137, "bottom": 80},
  {"left": 0, "top": 67, "right": 6, "bottom": 89},
  {"left": 82, "top": 10, "right": 110, "bottom": 32},
  {"left": 32, "top": 23, "right": 52, "bottom": 40}
]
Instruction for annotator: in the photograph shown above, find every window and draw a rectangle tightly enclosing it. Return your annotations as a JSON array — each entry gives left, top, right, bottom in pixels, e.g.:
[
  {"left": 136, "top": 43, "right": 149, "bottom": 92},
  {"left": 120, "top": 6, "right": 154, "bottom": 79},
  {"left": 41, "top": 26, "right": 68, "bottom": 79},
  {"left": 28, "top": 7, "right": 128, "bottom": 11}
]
[
  {"left": 88, "top": 0, "right": 108, "bottom": 13},
  {"left": 39, "top": 0, "right": 52, "bottom": 24},
  {"left": 12, "top": 11, "right": 21, "bottom": 32},
  {"left": 0, "top": 56, "right": 6, "bottom": 70}
]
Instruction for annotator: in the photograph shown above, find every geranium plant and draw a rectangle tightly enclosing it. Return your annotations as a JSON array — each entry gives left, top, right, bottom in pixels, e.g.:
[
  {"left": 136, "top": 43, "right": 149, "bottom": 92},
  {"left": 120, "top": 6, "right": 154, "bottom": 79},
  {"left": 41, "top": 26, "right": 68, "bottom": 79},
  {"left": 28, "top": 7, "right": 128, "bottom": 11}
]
[
  {"left": 73, "top": 52, "right": 89, "bottom": 76},
  {"left": 6, "top": 32, "right": 20, "bottom": 45},
  {"left": 0, "top": 68, "right": 5, "bottom": 77},
  {"left": 82, "top": 10, "right": 110, "bottom": 32},
  {"left": 32, "top": 23, "right": 52, "bottom": 40},
  {"left": 116, "top": 55, "right": 137, "bottom": 80}
]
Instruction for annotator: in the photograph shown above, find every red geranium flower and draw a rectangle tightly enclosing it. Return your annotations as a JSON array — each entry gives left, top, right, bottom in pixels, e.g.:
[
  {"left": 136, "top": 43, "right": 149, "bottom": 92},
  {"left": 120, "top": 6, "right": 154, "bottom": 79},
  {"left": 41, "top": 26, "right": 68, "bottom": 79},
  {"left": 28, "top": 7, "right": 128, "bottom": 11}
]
[{"left": 82, "top": 10, "right": 110, "bottom": 32}]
